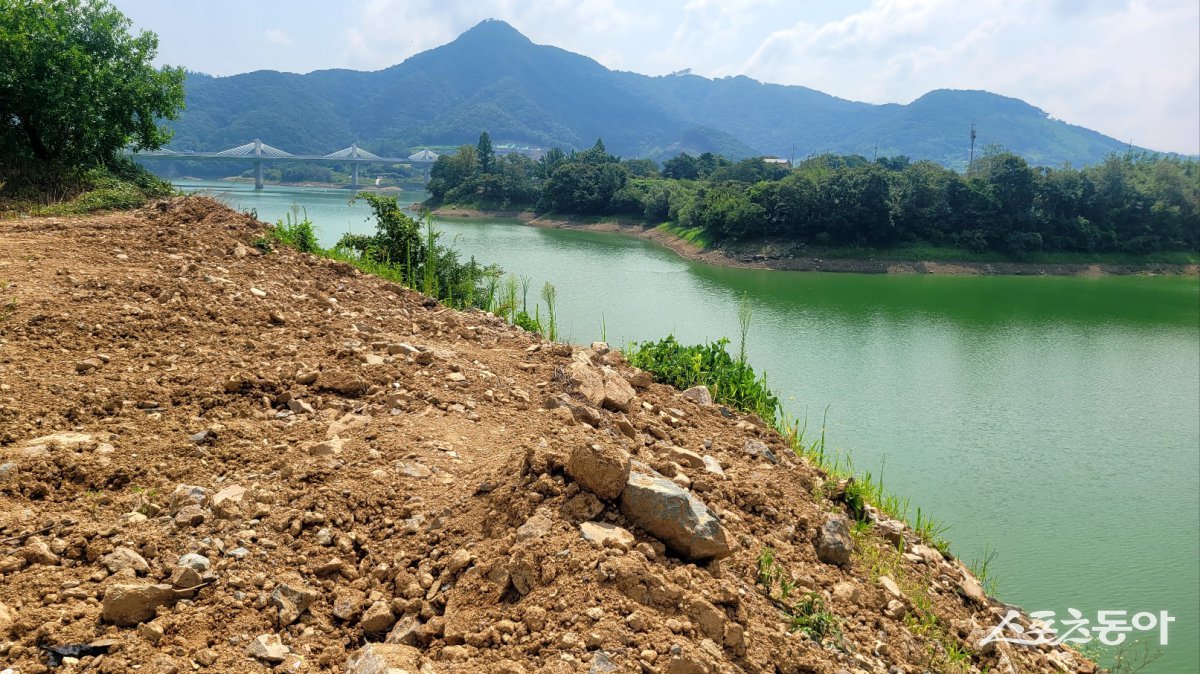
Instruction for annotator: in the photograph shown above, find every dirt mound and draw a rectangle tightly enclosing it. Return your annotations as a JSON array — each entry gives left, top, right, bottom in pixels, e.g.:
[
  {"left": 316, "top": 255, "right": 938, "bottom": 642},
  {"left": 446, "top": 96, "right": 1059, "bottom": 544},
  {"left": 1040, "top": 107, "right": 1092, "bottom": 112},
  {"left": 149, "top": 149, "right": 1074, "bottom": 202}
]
[{"left": 0, "top": 198, "right": 1091, "bottom": 673}]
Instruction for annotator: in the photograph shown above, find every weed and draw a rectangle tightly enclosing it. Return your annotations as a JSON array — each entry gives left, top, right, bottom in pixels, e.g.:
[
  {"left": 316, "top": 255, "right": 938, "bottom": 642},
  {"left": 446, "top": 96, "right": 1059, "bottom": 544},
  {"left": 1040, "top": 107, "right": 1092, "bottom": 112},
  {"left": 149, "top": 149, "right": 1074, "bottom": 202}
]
[
  {"left": 626, "top": 335, "right": 781, "bottom": 425},
  {"left": 270, "top": 206, "right": 319, "bottom": 253},
  {"left": 541, "top": 281, "right": 558, "bottom": 342},
  {"left": 737, "top": 292, "right": 751, "bottom": 364},
  {"left": 968, "top": 544, "right": 1000, "bottom": 596},
  {"left": 789, "top": 593, "right": 840, "bottom": 640},
  {"left": 755, "top": 547, "right": 841, "bottom": 642}
]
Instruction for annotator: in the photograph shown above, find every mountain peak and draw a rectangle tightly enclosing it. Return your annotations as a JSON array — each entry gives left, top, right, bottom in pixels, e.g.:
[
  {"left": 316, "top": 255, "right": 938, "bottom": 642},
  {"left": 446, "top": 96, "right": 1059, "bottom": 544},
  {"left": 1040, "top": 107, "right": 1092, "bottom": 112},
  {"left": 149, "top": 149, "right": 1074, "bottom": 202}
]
[{"left": 454, "top": 19, "right": 532, "bottom": 47}]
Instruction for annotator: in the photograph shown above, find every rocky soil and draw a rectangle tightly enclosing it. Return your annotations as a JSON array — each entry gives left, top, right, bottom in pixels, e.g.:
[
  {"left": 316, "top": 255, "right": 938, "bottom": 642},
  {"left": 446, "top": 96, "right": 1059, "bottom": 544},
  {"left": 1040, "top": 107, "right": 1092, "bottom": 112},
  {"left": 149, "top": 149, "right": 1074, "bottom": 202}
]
[{"left": 0, "top": 197, "right": 1094, "bottom": 673}]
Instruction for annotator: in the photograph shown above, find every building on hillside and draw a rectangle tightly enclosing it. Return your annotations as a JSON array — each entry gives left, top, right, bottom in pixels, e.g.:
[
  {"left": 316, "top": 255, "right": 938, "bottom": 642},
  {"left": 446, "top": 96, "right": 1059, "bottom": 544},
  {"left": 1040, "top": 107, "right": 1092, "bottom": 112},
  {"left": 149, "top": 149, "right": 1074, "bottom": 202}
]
[{"left": 762, "top": 157, "right": 791, "bottom": 167}]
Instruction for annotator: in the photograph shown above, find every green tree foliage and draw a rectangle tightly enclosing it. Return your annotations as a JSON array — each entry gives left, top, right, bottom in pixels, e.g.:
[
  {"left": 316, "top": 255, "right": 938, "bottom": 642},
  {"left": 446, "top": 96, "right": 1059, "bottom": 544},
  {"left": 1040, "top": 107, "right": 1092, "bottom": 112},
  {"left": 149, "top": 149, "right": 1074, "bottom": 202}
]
[
  {"left": 0, "top": 0, "right": 185, "bottom": 181},
  {"left": 476, "top": 131, "right": 494, "bottom": 174},
  {"left": 421, "top": 131, "right": 1198, "bottom": 258},
  {"left": 336, "top": 193, "right": 496, "bottom": 305}
]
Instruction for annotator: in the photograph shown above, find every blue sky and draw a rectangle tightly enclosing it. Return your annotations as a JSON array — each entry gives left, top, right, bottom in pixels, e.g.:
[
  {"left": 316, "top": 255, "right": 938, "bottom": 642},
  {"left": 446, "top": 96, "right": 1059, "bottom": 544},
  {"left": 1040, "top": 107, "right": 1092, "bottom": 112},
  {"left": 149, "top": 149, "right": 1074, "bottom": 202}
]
[{"left": 113, "top": 0, "right": 1199, "bottom": 154}]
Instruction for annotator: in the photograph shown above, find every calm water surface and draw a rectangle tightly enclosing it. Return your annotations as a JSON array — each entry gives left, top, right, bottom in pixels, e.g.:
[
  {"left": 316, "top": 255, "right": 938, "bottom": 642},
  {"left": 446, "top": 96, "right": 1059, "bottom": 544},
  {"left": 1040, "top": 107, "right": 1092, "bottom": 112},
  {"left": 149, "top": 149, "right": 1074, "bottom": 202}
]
[{"left": 182, "top": 180, "right": 1200, "bottom": 672}]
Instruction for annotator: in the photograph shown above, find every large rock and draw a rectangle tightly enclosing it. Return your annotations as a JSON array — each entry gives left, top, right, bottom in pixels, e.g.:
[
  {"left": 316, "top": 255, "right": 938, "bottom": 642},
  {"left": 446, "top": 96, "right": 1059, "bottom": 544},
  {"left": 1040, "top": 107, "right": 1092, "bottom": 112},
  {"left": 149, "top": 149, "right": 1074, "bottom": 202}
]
[
  {"left": 601, "top": 370, "right": 637, "bottom": 412},
  {"left": 567, "top": 444, "right": 631, "bottom": 501},
  {"left": 346, "top": 643, "right": 430, "bottom": 674},
  {"left": 814, "top": 514, "right": 854, "bottom": 566},
  {"left": 619, "top": 466, "right": 733, "bottom": 562},
  {"left": 102, "top": 584, "right": 178, "bottom": 626},
  {"left": 567, "top": 362, "right": 605, "bottom": 406}
]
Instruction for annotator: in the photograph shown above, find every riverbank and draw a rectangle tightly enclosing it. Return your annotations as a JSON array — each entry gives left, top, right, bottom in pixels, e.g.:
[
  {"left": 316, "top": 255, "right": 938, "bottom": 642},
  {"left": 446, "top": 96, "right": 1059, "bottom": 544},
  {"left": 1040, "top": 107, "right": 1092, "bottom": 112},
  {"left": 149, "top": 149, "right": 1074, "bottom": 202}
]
[
  {"left": 431, "top": 206, "right": 1200, "bottom": 277},
  {"left": 0, "top": 196, "right": 1095, "bottom": 673}
]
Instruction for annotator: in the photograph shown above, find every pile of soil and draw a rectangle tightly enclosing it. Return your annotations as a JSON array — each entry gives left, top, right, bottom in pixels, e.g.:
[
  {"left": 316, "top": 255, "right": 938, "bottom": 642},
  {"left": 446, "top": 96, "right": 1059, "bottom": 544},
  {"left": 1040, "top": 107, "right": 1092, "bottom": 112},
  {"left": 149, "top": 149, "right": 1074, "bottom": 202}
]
[{"left": 0, "top": 197, "right": 1093, "bottom": 673}]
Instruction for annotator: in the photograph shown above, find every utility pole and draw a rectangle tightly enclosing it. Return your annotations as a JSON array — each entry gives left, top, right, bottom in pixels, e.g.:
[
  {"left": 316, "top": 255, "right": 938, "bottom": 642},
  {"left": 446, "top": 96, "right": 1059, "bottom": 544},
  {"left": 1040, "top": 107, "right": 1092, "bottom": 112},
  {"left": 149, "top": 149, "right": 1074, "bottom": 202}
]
[
  {"left": 968, "top": 122, "right": 977, "bottom": 173},
  {"left": 873, "top": 141, "right": 879, "bottom": 163},
  {"left": 790, "top": 144, "right": 795, "bottom": 167}
]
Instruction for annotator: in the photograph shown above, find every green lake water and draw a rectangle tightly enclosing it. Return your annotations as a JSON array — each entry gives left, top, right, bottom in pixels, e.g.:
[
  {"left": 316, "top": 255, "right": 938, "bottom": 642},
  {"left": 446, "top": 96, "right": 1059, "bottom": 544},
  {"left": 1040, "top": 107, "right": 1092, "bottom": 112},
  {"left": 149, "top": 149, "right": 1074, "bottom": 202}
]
[{"left": 180, "top": 180, "right": 1200, "bottom": 672}]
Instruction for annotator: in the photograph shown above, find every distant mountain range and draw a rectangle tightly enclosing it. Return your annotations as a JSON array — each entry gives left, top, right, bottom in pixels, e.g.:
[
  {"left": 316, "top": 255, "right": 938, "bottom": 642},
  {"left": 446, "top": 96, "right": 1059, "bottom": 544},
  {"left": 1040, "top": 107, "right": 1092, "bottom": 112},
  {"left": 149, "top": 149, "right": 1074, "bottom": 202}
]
[{"left": 167, "top": 19, "right": 1156, "bottom": 167}]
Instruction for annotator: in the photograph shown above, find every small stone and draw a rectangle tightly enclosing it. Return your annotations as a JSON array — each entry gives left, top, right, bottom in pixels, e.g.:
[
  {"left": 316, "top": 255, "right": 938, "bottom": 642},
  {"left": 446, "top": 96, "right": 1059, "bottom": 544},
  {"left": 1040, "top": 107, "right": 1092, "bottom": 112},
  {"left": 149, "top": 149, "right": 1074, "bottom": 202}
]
[
  {"left": 211, "top": 485, "right": 247, "bottom": 519},
  {"left": 178, "top": 553, "right": 211, "bottom": 572},
  {"left": 701, "top": 455, "right": 725, "bottom": 477},
  {"left": 958, "top": 575, "right": 989, "bottom": 606},
  {"left": 400, "top": 462, "right": 432, "bottom": 479},
  {"left": 879, "top": 575, "right": 903, "bottom": 600},
  {"left": 567, "top": 443, "right": 631, "bottom": 501},
  {"left": 102, "top": 584, "right": 178, "bottom": 626},
  {"left": 361, "top": 600, "right": 396, "bottom": 634},
  {"left": 579, "top": 521, "right": 635, "bottom": 550},
  {"left": 21, "top": 538, "right": 59, "bottom": 566},
  {"left": 516, "top": 508, "right": 554, "bottom": 542},
  {"left": 309, "top": 437, "right": 344, "bottom": 457},
  {"left": 138, "top": 621, "right": 165, "bottom": 644},
  {"left": 75, "top": 358, "right": 101, "bottom": 373},
  {"left": 271, "top": 582, "right": 317, "bottom": 627},
  {"left": 346, "top": 643, "right": 426, "bottom": 673},
  {"left": 445, "top": 372, "right": 466, "bottom": 383},
  {"left": 385, "top": 614, "right": 421, "bottom": 646},
  {"left": 814, "top": 514, "right": 853, "bottom": 566},
  {"left": 174, "top": 505, "right": 206, "bottom": 527},
  {"left": 444, "top": 548, "right": 473, "bottom": 576},
  {"left": 664, "top": 446, "right": 705, "bottom": 469},
  {"left": 884, "top": 599, "right": 907, "bottom": 620},
  {"left": 680, "top": 386, "right": 713, "bottom": 406},
  {"left": 743, "top": 438, "right": 779, "bottom": 464},
  {"left": 287, "top": 398, "right": 314, "bottom": 414},
  {"left": 247, "top": 634, "right": 288, "bottom": 664},
  {"left": 562, "top": 491, "right": 604, "bottom": 521},
  {"left": 195, "top": 648, "right": 218, "bottom": 666},
  {"left": 103, "top": 547, "right": 149, "bottom": 575},
  {"left": 170, "top": 565, "right": 203, "bottom": 590},
  {"left": 168, "top": 485, "right": 207, "bottom": 513}
]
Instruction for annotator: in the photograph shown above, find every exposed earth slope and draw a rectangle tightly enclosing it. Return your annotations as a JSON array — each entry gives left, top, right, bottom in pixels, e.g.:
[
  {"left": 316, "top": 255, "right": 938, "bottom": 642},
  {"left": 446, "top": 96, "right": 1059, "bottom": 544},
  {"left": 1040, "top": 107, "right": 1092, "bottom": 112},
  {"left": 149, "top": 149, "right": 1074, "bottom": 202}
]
[{"left": 0, "top": 198, "right": 1092, "bottom": 673}]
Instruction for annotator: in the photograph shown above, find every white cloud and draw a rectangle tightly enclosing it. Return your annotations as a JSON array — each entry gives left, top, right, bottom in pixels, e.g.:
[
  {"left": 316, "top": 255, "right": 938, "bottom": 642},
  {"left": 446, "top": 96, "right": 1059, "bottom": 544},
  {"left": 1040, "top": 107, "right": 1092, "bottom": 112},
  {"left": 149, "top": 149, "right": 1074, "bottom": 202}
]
[
  {"left": 264, "top": 28, "right": 294, "bottom": 47},
  {"left": 741, "top": 0, "right": 1199, "bottom": 154}
]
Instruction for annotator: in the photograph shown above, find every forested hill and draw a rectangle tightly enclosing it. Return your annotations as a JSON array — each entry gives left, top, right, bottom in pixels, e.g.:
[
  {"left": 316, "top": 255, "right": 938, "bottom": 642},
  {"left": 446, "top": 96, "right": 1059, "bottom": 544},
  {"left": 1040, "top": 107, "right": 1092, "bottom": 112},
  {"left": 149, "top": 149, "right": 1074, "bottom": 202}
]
[{"left": 169, "top": 19, "right": 1151, "bottom": 166}]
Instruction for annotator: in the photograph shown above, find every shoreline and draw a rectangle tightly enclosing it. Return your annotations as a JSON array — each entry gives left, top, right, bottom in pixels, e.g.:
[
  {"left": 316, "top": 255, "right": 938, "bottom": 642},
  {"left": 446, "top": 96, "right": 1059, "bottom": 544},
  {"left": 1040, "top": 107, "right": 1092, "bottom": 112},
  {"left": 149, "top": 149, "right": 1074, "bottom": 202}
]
[{"left": 430, "top": 206, "right": 1200, "bottom": 277}]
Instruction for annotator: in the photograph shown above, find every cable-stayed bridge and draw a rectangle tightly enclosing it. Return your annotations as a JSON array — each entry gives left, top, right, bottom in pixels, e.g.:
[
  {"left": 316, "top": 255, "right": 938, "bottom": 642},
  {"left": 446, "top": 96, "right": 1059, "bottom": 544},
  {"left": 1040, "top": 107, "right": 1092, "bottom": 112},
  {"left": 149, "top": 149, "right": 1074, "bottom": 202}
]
[{"left": 134, "top": 139, "right": 437, "bottom": 190}]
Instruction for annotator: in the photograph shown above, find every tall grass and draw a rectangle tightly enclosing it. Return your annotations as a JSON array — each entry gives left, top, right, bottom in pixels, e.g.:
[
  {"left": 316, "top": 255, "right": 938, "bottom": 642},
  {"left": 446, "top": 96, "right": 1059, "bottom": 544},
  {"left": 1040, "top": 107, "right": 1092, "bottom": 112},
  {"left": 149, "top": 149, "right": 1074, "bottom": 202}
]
[{"left": 541, "top": 281, "right": 558, "bottom": 342}]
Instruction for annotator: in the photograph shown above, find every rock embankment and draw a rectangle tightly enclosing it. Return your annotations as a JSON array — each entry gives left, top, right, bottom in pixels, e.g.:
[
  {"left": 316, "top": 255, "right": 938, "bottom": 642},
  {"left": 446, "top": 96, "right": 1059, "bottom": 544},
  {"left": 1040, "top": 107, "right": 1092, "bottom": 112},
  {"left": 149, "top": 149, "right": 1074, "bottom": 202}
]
[{"left": 0, "top": 197, "right": 1092, "bottom": 673}]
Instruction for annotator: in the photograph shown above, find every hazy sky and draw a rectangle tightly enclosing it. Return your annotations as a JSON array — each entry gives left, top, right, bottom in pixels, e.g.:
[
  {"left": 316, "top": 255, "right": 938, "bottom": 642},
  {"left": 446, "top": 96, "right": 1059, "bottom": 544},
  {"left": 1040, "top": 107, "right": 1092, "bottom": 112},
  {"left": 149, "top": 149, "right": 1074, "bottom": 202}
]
[{"left": 114, "top": 0, "right": 1199, "bottom": 155}]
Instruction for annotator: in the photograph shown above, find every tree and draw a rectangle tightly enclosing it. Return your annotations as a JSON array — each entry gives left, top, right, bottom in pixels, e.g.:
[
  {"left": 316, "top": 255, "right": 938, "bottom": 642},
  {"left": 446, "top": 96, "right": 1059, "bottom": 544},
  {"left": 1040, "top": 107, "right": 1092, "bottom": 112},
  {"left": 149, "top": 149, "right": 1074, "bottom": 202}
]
[
  {"left": 476, "top": 131, "right": 494, "bottom": 174},
  {"left": 0, "top": 0, "right": 185, "bottom": 175}
]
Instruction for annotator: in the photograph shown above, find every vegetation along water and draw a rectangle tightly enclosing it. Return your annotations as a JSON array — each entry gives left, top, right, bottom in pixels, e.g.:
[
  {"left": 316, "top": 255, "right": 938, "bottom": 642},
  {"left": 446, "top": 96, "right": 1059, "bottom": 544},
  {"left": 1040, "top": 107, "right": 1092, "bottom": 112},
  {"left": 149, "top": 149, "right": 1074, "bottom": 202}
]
[{"left": 181, "top": 179, "right": 1200, "bottom": 672}]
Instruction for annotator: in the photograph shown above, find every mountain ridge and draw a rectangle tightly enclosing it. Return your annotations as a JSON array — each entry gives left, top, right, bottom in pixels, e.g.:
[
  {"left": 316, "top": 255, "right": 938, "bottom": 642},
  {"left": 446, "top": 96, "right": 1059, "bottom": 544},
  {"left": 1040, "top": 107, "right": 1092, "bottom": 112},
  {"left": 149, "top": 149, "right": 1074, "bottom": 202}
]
[{"left": 165, "top": 19, "right": 1158, "bottom": 166}]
